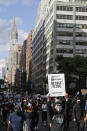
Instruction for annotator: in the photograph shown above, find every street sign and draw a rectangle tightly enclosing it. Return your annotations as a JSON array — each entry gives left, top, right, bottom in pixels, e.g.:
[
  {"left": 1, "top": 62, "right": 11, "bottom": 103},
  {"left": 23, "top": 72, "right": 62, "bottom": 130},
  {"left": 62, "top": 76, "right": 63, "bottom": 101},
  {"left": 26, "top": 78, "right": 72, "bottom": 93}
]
[{"left": 48, "top": 74, "right": 65, "bottom": 97}]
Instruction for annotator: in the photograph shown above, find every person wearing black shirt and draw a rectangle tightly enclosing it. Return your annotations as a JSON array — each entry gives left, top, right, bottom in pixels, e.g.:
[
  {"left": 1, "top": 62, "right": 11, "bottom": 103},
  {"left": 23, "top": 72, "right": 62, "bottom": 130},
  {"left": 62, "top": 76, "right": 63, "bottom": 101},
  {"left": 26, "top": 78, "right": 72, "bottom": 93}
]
[
  {"left": 72, "top": 96, "right": 84, "bottom": 131},
  {"left": 47, "top": 93, "right": 68, "bottom": 131}
]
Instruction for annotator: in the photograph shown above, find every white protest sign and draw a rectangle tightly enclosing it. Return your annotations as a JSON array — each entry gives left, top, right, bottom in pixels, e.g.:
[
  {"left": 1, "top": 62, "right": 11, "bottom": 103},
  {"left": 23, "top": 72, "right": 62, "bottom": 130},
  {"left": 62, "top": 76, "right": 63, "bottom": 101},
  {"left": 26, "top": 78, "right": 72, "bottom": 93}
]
[{"left": 48, "top": 74, "right": 65, "bottom": 97}]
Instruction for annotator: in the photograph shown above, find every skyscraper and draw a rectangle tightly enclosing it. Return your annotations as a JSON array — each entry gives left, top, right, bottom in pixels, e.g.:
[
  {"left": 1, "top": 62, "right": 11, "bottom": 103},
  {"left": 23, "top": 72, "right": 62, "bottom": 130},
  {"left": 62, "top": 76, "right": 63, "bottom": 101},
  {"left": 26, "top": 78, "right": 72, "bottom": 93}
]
[
  {"left": 8, "top": 18, "right": 22, "bottom": 86},
  {"left": 32, "top": 0, "right": 87, "bottom": 91},
  {"left": 26, "top": 30, "right": 34, "bottom": 84}
]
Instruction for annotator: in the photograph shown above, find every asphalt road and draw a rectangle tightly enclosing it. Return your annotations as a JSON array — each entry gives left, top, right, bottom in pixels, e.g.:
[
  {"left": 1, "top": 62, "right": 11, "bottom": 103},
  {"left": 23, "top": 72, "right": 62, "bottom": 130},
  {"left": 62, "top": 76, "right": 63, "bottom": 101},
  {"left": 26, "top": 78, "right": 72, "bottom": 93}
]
[
  {"left": 0, "top": 111, "right": 80, "bottom": 131},
  {"left": 0, "top": 121, "right": 49, "bottom": 131},
  {"left": 0, "top": 110, "right": 49, "bottom": 131},
  {"left": 0, "top": 121, "right": 79, "bottom": 131},
  {"left": 0, "top": 121, "right": 7, "bottom": 131}
]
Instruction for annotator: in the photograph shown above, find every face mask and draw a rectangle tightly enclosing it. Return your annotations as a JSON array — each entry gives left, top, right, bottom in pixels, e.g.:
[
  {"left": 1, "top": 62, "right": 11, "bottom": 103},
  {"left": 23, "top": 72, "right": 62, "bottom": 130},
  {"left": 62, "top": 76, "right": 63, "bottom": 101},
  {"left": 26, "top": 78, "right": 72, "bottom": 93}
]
[{"left": 55, "top": 106, "right": 62, "bottom": 112}]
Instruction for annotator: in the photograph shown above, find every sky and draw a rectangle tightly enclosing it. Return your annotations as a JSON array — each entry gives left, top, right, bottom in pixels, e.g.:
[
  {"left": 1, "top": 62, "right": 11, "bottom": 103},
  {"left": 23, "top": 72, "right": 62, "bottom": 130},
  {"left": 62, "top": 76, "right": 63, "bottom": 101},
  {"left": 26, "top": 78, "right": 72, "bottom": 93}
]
[{"left": 0, "top": 0, "right": 40, "bottom": 75}]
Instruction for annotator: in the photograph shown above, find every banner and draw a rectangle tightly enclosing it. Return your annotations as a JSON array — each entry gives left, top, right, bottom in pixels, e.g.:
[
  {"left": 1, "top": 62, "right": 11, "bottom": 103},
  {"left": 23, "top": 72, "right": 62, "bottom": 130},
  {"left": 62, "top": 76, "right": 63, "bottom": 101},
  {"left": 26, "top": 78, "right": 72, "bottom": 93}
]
[{"left": 48, "top": 74, "right": 65, "bottom": 97}]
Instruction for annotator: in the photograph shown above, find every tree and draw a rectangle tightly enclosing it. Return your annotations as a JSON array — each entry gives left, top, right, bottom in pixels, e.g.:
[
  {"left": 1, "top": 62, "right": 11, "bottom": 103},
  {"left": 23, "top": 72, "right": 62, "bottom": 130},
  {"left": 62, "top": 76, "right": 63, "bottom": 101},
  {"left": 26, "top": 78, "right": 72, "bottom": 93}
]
[{"left": 56, "top": 55, "right": 87, "bottom": 92}]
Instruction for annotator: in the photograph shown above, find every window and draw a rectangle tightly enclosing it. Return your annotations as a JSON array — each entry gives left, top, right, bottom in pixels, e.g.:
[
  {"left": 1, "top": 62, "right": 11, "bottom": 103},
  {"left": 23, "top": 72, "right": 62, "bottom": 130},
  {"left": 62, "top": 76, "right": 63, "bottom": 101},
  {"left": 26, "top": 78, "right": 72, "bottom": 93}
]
[
  {"left": 76, "top": 42, "right": 87, "bottom": 45},
  {"left": 57, "top": 40, "right": 72, "bottom": 45},
  {"left": 56, "top": 23, "right": 73, "bottom": 28},
  {"left": 76, "top": 15, "right": 87, "bottom": 20},
  {"left": 76, "top": 32, "right": 87, "bottom": 37},
  {"left": 56, "top": 6, "right": 73, "bottom": 11},
  {"left": 56, "top": 49, "right": 73, "bottom": 54},
  {"left": 56, "top": 15, "right": 73, "bottom": 20},
  {"left": 76, "top": 7, "right": 87, "bottom": 12},
  {"left": 56, "top": 32, "right": 73, "bottom": 36}
]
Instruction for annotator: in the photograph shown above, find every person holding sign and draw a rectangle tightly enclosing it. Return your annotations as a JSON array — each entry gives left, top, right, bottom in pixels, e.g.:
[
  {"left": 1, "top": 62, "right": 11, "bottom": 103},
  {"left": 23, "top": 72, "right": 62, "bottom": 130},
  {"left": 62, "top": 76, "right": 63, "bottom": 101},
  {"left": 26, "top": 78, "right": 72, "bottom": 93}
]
[{"left": 47, "top": 93, "right": 68, "bottom": 131}]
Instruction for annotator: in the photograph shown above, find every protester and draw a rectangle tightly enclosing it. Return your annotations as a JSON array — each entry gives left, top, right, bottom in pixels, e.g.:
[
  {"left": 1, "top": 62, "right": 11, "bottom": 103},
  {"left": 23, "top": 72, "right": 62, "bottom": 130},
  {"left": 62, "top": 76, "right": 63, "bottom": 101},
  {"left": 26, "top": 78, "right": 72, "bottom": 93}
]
[
  {"left": 47, "top": 93, "right": 68, "bottom": 131},
  {"left": 23, "top": 99, "right": 35, "bottom": 131},
  {"left": 72, "top": 96, "right": 84, "bottom": 131},
  {"left": 84, "top": 99, "right": 87, "bottom": 131},
  {"left": 2, "top": 101, "right": 10, "bottom": 124},
  {"left": 7, "top": 105, "right": 23, "bottom": 131},
  {"left": 2, "top": 91, "right": 87, "bottom": 131},
  {"left": 41, "top": 100, "right": 47, "bottom": 126},
  {"left": 33, "top": 96, "right": 41, "bottom": 130}
]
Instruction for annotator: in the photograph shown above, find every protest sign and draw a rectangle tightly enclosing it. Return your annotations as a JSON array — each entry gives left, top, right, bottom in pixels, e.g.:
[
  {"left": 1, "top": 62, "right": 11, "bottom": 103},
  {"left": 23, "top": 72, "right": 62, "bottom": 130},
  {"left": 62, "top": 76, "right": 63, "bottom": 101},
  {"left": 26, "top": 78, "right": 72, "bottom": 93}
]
[{"left": 48, "top": 74, "right": 65, "bottom": 97}]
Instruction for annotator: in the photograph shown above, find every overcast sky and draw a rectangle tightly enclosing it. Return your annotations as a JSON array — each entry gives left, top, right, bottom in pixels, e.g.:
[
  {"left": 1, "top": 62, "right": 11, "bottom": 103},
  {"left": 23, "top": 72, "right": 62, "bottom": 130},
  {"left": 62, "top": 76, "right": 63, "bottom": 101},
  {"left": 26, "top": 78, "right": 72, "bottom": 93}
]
[{"left": 0, "top": 0, "right": 40, "bottom": 72}]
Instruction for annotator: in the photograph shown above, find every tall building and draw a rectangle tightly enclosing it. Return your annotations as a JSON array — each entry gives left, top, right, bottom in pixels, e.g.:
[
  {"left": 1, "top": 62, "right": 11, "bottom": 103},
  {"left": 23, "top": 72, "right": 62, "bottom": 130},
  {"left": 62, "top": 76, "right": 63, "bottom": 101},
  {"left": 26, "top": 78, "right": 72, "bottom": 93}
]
[
  {"left": 20, "top": 40, "right": 27, "bottom": 90},
  {"left": 8, "top": 18, "right": 22, "bottom": 85},
  {"left": 0, "top": 67, "right": 5, "bottom": 79},
  {"left": 32, "top": 0, "right": 87, "bottom": 90},
  {"left": 20, "top": 40, "right": 27, "bottom": 72},
  {"left": 0, "top": 58, "right": 8, "bottom": 80},
  {"left": 26, "top": 30, "right": 34, "bottom": 84},
  {"left": 0, "top": 68, "right": 2, "bottom": 79}
]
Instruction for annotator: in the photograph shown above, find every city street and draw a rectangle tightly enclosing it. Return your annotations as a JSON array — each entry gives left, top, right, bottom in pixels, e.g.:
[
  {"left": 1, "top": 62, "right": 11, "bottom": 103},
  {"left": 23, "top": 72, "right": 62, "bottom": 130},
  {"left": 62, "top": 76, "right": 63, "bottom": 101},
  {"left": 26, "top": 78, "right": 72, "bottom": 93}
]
[
  {"left": 0, "top": 121, "right": 74, "bottom": 131},
  {"left": 1, "top": 0, "right": 87, "bottom": 130}
]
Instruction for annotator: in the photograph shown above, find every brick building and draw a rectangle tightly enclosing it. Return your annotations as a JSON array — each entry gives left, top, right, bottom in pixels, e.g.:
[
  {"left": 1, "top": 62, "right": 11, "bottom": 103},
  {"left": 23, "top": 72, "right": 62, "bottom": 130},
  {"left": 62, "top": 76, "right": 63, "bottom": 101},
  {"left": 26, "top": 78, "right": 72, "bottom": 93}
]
[{"left": 26, "top": 30, "right": 34, "bottom": 85}]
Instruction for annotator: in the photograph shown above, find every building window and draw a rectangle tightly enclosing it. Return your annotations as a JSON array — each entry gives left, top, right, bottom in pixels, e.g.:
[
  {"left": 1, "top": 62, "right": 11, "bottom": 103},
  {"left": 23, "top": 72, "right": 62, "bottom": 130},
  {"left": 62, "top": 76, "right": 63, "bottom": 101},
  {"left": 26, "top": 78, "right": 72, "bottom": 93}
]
[
  {"left": 56, "top": 6, "right": 73, "bottom": 11},
  {"left": 76, "top": 15, "right": 87, "bottom": 20},
  {"left": 76, "top": 32, "right": 87, "bottom": 37},
  {"left": 58, "top": 40, "right": 72, "bottom": 45},
  {"left": 56, "top": 32, "right": 73, "bottom": 36},
  {"left": 76, "top": 42, "right": 87, "bottom": 45},
  {"left": 76, "top": 49, "right": 86, "bottom": 54},
  {"left": 56, "top": 15, "right": 73, "bottom": 20},
  {"left": 76, "top": 7, "right": 87, "bottom": 12},
  {"left": 56, "top": 49, "right": 73, "bottom": 54},
  {"left": 56, "top": 23, "right": 73, "bottom": 28}
]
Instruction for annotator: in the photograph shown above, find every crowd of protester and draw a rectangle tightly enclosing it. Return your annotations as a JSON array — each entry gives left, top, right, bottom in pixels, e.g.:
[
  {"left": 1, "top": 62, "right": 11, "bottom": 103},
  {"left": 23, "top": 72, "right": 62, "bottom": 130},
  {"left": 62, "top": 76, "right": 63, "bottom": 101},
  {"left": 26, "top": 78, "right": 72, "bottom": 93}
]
[{"left": 0, "top": 91, "right": 87, "bottom": 131}]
